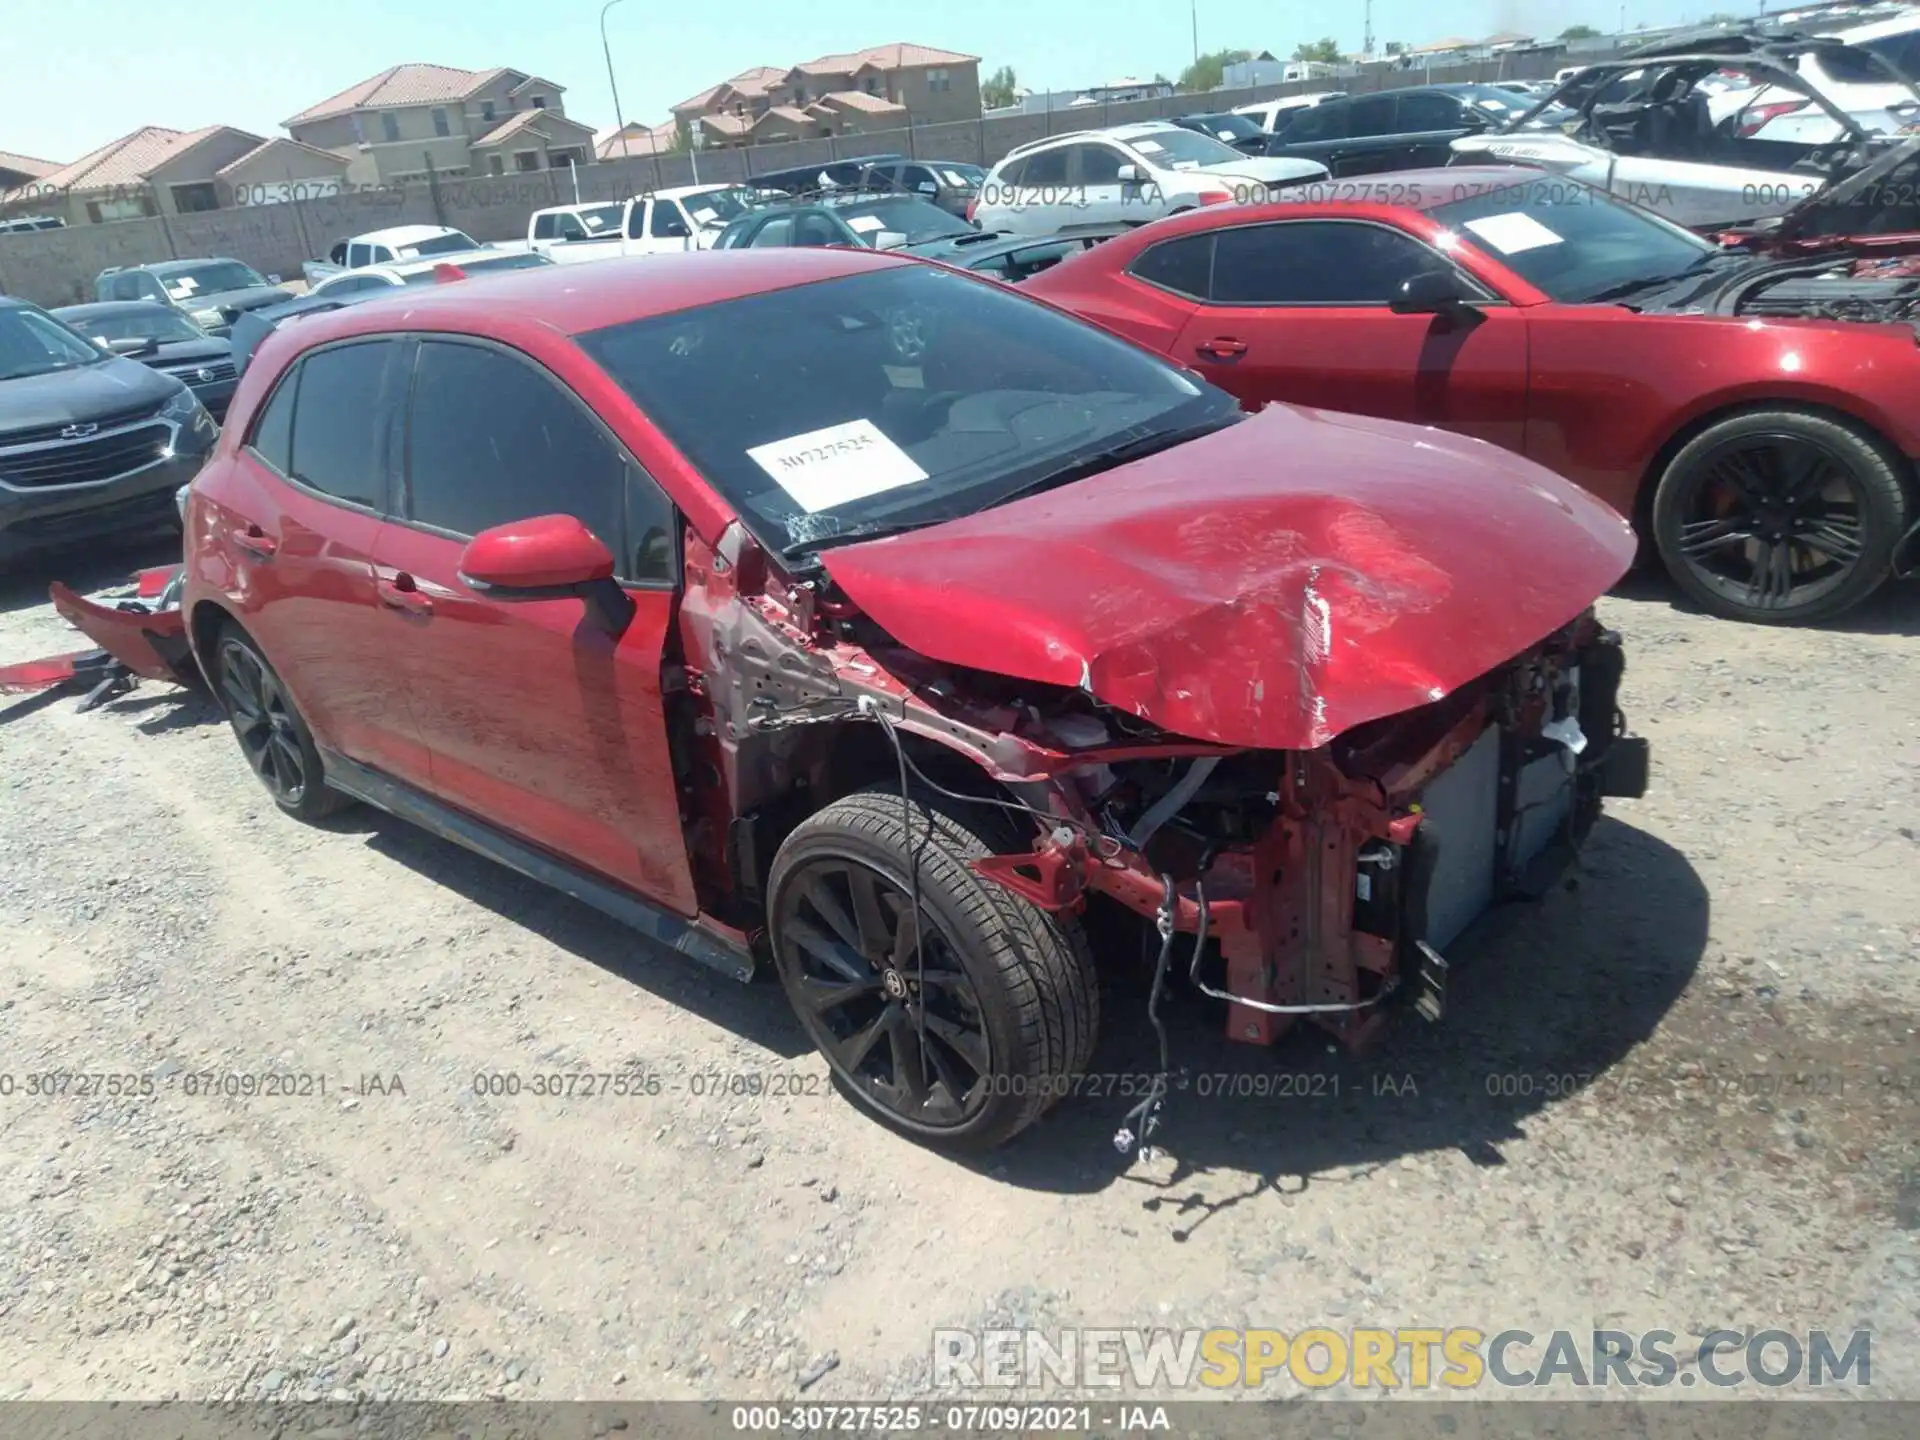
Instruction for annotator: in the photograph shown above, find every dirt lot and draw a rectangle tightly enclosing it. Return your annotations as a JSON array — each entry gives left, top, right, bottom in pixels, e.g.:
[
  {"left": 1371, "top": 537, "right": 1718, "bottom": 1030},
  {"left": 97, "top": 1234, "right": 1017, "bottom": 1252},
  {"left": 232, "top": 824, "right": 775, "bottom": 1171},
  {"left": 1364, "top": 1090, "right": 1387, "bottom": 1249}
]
[{"left": 1, "top": 536, "right": 1916, "bottom": 1405}]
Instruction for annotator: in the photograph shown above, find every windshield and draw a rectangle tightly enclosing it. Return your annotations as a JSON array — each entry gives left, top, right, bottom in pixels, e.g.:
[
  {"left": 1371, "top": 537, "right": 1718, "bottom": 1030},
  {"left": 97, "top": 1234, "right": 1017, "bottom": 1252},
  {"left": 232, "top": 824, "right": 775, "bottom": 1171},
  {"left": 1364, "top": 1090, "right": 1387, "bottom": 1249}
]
[
  {"left": 576, "top": 265, "right": 1239, "bottom": 557},
  {"left": 1827, "top": 34, "right": 1919, "bottom": 85},
  {"left": 398, "top": 231, "right": 480, "bottom": 257},
  {"left": 683, "top": 187, "right": 760, "bottom": 226},
  {"left": 57, "top": 308, "right": 204, "bottom": 345},
  {"left": 1431, "top": 179, "right": 1714, "bottom": 302},
  {"left": 0, "top": 306, "right": 109, "bottom": 381},
  {"left": 574, "top": 204, "right": 624, "bottom": 235},
  {"left": 1126, "top": 127, "right": 1244, "bottom": 169},
  {"left": 938, "top": 164, "right": 987, "bottom": 189},
  {"left": 839, "top": 197, "right": 971, "bottom": 244},
  {"left": 159, "top": 261, "right": 268, "bottom": 299},
  {"left": 1191, "top": 113, "right": 1263, "bottom": 140}
]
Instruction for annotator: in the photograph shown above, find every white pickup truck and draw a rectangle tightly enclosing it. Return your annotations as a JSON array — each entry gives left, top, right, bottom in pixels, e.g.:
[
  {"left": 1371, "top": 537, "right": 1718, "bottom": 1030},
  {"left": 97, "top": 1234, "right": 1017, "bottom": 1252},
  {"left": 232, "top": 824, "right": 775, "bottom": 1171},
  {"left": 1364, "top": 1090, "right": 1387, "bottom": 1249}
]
[
  {"left": 523, "top": 184, "right": 768, "bottom": 263},
  {"left": 301, "top": 225, "right": 486, "bottom": 286}
]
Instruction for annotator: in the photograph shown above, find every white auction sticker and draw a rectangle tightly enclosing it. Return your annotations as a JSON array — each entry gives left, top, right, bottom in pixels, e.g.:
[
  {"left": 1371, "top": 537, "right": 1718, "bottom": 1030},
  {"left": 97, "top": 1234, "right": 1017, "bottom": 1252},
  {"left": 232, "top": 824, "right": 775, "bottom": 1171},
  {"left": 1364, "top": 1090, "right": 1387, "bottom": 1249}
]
[
  {"left": 845, "top": 214, "right": 886, "bottom": 233},
  {"left": 747, "top": 419, "right": 928, "bottom": 513},
  {"left": 1461, "top": 211, "right": 1562, "bottom": 254}
]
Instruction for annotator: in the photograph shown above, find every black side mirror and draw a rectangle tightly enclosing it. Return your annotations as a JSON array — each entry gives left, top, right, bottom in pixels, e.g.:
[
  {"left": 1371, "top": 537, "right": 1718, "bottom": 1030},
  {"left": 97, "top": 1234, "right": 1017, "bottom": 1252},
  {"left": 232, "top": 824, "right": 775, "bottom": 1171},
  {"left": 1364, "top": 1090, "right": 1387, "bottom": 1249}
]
[{"left": 1390, "top": 269, "right": 1478, "bottom": 323}]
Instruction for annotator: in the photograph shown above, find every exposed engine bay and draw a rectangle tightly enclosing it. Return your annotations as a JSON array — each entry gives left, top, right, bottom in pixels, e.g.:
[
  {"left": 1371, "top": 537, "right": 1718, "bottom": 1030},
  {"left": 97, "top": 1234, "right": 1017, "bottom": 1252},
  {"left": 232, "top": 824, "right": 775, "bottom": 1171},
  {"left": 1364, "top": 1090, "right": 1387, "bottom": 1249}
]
[
  {"left": 680, "top": 525, "right": 1649, "bottom": 1074},
  {"left": 1721, "top": 259, "right": 1920, "bottom": 328}
]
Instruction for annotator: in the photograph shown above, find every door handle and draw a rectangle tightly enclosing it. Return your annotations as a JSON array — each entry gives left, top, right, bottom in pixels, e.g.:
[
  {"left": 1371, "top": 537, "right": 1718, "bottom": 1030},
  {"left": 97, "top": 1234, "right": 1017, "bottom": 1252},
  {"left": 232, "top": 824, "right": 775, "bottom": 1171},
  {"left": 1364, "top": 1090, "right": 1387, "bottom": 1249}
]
[
  {"left": 376, "top": 573, "right": 432, "bottom": 616},
  {"left": 1196, "top": 337, "right": 1249, "bottom": 360},
  {"left": 232, "top": 524, "right": 277, "bottom": 559}
]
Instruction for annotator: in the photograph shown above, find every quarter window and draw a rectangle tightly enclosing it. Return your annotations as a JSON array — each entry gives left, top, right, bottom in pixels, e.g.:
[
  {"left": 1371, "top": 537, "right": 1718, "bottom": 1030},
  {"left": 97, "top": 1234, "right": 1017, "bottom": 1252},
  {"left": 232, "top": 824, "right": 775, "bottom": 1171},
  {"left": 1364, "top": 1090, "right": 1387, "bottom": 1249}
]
[
  {"left": 287, "top": 341, "right": 401, "bottom": 508},
  {"left": 1128, "top": 233, "right": 1215, "bottom": 299},
  {"left": 404, "top": 341, "right": 627, "bottom": 564},
  {"left": 247, "top": 367, "right": 297, "bottom": 474},
  {"left": 1209, "top": 222, "right": 1443, "bottom": 305}
]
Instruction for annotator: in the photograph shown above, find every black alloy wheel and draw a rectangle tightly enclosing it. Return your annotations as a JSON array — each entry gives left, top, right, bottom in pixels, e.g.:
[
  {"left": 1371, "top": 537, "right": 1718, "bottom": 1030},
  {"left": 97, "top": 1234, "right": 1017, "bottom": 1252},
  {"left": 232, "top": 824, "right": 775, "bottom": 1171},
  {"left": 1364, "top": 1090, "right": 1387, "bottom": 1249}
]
[
  {"left": 214, "top": 627, "right": 345, "bottom": 822},
  {"left": 1652, "top": 410, "right": 1909, "bottom": 625},
  {"left": 777, "top": 856, "right": 993, "bottom": 1130},
  {"left": 767, "top": 788, "right": 1098, "bottom": 1149}
]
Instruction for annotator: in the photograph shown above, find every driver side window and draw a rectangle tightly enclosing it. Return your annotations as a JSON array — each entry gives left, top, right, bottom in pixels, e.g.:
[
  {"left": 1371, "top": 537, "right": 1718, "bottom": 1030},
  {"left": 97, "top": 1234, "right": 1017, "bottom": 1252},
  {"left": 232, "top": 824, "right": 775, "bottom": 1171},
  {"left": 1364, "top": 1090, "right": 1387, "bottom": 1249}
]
[
  {"left": 1209, "top": 221, "right": 1455, "bottom": 305},
  {"left": 650, "top": 202, "right": 691, "bottom": 238}
]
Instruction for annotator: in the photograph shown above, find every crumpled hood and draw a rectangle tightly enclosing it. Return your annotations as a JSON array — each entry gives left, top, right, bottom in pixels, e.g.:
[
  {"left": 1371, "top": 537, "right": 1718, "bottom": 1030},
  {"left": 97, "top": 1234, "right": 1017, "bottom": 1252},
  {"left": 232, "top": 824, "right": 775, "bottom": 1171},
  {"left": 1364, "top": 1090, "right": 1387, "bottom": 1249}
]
[{"left": 820, "top": 405, "right": 1636, "bottom": 751}]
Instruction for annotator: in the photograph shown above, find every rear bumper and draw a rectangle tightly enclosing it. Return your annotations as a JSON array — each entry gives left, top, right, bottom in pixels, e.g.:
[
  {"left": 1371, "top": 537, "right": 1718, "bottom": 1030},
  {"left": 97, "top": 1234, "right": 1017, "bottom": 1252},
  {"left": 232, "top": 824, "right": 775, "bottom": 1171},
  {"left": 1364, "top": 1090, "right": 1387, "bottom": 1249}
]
[{"left": 0, "top": 447, "right": 204, "bottom": 561}]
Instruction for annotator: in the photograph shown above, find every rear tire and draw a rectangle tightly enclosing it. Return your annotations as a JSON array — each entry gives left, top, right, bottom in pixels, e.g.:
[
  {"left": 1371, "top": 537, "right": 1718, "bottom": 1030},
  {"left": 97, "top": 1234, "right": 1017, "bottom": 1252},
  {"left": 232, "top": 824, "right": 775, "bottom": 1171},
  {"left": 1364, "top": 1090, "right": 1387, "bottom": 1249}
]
[
  {"left": 1650, "top": 409, "right": 1908, "bottom": 625},
  {"left": 212, "top": 622, "right": 348, "bottom": 823},
  {"left": 767, "top": 787, "right": 1097, "bottom": 1149}
]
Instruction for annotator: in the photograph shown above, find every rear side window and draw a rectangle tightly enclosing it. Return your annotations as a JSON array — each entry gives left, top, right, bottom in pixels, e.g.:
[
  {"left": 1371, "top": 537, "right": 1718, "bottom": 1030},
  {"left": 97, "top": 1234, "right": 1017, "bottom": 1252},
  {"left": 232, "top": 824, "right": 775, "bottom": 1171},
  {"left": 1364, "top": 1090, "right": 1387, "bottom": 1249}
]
[
  {"left": 1284, "top": 102, "right": 1348, "bottom": 142},
  {"left": 1128, "top": 233, "right": 1215, "bottom": 299},
  {"left": 404, "top": 340, "right": 626, "bottom": 557},
  {"left": 247, "top": 366, "right": 298, "bottom": 473},
  {"left": 995, "top": 156, "right": 1029, "bottom": 188},
  {"left": 1021, "top": 147, "right": 1070, "bottom": 185},
  {"left": 287, "top": 340, "right": 401, "bottom": 509},
  {"left": 1397, "top": 91, "right": 1467, "bottom": 131},
  {"left": 1347, "top": 95, "right": 1399, "bottom": 136}
]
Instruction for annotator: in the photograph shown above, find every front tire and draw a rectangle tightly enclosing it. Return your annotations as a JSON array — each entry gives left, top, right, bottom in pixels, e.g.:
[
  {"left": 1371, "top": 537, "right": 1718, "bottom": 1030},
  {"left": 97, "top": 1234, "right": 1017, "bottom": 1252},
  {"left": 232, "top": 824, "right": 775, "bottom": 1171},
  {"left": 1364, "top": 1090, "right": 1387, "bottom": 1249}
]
[
  {"left": 213, "top": 623, "right": 347, "bottom": 822},
  {"left": 1650, "top": 409, "right": 1908, "bottom": 625},
  {"left": 767, "top": 788, "right": 1097, "bottom": 1149}
]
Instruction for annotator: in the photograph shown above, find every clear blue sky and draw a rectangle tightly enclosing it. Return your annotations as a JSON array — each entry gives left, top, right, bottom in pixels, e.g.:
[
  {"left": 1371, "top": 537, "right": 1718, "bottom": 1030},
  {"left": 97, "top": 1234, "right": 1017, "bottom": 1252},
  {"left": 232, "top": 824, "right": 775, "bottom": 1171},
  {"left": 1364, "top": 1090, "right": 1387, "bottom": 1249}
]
[{"left": 13, "top": 0, "right": 1738, "bottom": 163}]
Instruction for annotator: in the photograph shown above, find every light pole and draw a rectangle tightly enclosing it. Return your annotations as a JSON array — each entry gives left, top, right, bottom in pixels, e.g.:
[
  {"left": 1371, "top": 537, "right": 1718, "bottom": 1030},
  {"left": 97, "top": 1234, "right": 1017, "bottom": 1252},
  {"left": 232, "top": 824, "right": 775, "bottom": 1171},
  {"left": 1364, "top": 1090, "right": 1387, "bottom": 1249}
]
[
  {"left": 600, "top": 0, "right": 631, "bottom": 160},
  {"left": 1190, "top": 0, "right": 1199, "bottom": 69}
]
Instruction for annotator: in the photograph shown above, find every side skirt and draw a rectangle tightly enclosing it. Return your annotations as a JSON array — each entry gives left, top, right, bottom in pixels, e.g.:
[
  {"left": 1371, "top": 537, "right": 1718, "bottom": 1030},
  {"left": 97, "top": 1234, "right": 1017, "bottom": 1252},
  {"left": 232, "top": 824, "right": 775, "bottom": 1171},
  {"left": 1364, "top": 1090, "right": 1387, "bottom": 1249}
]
[{"left": 320, "top": 751, "right": 756, "bottom": 983}]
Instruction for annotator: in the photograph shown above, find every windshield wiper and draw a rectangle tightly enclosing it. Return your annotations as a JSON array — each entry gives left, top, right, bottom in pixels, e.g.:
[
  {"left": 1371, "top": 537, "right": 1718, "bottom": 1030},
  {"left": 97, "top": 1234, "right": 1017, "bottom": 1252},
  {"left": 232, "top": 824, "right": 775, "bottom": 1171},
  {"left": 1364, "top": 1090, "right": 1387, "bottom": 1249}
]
[
  {"left": 987, "top": 414, "right": 1245, "bottom": 508},
  {"left": 779, "top": 415, "right": 1244, "bottom": 561},
  {"left": 1581, "top": 249, "right": 1741, "bottom": 304}
]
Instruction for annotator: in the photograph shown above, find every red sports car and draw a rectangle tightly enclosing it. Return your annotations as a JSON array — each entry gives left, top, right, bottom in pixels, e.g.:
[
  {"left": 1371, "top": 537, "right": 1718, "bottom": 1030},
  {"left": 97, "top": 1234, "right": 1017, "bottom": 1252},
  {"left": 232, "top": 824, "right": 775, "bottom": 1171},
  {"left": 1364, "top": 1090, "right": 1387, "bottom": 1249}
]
[
  {"left": 1023, "top": 165, "right": 1920, "bottom": 625},
  {"left": 15, "top": 251, "right": 1651, "bottom": 1150}
]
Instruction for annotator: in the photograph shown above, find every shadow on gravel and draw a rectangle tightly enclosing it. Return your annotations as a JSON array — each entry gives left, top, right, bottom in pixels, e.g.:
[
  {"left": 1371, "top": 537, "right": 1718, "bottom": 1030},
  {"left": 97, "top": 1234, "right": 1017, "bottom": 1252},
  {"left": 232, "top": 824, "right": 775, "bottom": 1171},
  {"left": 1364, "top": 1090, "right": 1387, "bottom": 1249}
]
[
  {"left": 347, "top": 813, "right": 812, "bottom": 1059},
  {"left": 0, "top": 531, "right": 181, "bottom": 616},
  {"left": 1610, "top": 567, "right": 1920, "bottom": 637},
  {"left": 987, "top": 816, "right": 1709, "bottom": 1214}
]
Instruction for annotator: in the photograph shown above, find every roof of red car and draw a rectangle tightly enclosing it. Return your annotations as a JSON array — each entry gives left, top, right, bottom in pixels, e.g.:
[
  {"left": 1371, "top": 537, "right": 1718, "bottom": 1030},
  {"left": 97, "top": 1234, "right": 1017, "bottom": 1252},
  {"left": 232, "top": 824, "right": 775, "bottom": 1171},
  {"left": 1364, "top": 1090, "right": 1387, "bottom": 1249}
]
[{"left": 296, "top": 247, "right": 910, "bottom": 344}]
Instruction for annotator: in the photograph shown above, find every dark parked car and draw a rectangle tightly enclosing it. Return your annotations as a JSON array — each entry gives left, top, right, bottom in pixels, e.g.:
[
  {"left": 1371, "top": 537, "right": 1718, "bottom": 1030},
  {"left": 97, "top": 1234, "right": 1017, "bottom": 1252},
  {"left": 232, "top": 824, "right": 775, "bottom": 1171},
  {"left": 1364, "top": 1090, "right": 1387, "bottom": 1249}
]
[
  {"left": 52, "top": 301, "right": 239, "bottom": 421},
  {"left": 1272, "top": 84, "right": 1575, "bottom": 176},
  {"left": 748, "top": 154, "right": 907, "bottom": 196},
  {"left": 174, "top": 252, "right": 1642, "bottom": 1149},
  {"left": 93, "top": 258, "right": 292, "bottom": 337},
  {"left": 896, "top": 225, "right": 1130, "bottom": 282},
  {"left": 1168, "top": 111, "right": 1281, "bottom": 156},
  {"left": 713, "top": 194, "right": 973, "bottom": 251},
  {"left": 855, "top": 158, "right": 988, "bottom": 217},
  {"left": 0, "top": 297, "right": 215, "bottom": 565}
]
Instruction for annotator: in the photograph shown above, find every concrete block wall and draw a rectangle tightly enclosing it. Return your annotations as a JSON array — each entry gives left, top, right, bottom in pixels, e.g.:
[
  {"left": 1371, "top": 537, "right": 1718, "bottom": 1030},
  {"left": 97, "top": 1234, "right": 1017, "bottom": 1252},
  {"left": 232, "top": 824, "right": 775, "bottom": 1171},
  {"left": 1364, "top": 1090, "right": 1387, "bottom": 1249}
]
[{"left": 0, "top": 47, "right": 1621, "bottom": 306}]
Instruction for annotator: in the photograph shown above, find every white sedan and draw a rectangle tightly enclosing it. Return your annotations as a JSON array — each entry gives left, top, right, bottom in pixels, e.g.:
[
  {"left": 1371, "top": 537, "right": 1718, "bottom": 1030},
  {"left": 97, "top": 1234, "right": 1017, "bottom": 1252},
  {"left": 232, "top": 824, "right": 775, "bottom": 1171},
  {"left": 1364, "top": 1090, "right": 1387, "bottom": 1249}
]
[{"left": 306, "top": 248, "right": 554, "bottom": 299}]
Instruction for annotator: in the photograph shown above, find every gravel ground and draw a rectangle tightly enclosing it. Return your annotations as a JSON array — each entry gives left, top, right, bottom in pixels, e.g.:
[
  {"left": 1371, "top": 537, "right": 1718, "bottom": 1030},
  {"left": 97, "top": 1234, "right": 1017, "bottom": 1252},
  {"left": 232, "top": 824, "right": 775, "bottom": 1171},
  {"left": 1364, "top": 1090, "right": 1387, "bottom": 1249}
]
[{"left": 1, "top": 535, "right": 1916, "bottom": 1405}]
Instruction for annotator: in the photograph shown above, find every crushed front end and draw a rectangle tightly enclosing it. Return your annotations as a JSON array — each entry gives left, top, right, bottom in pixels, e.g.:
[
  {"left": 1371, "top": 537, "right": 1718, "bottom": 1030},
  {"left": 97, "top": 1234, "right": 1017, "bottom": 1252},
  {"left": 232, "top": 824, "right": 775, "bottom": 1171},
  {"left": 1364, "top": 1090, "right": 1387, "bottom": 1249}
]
[{"left": 975, "top": 611, "right": 1649, "bottom": 1050}]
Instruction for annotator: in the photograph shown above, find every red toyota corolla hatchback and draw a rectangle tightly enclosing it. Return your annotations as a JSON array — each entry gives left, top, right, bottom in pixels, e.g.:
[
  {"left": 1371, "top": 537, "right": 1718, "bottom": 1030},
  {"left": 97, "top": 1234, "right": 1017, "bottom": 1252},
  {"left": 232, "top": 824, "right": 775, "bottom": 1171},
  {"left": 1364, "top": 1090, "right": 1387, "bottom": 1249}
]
[
  {"left": 180, "top": 251, "right": 1648, "bottom": 1148},
  {"left": 1024, "top": 167, "right": 1920, "bottom": 626}
]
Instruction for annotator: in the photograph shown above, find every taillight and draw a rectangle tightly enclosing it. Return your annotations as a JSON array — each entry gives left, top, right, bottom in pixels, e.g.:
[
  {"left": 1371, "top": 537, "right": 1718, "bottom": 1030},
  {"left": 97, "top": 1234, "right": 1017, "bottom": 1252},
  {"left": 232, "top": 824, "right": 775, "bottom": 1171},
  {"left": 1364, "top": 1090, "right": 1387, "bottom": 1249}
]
[
  {"left": 1196, "top": 189, "right": 1233, "bottom": 206},
  {"left": 1737, "top": 99, "right": 1808, "bottom": 136},
  {"left": 431, "top": 262, "right": 468, "bottom": 283},
  {"left": 965, "top": 196, "right": 979, "bottom": 223}
]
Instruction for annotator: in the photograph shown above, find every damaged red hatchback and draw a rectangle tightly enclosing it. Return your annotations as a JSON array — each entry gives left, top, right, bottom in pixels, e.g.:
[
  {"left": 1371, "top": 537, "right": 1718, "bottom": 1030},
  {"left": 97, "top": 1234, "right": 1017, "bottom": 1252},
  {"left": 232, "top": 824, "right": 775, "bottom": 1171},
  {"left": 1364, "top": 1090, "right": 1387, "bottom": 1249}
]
[{"left": 168, "top": 251, "right": 1648, "bottom": 1148}]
